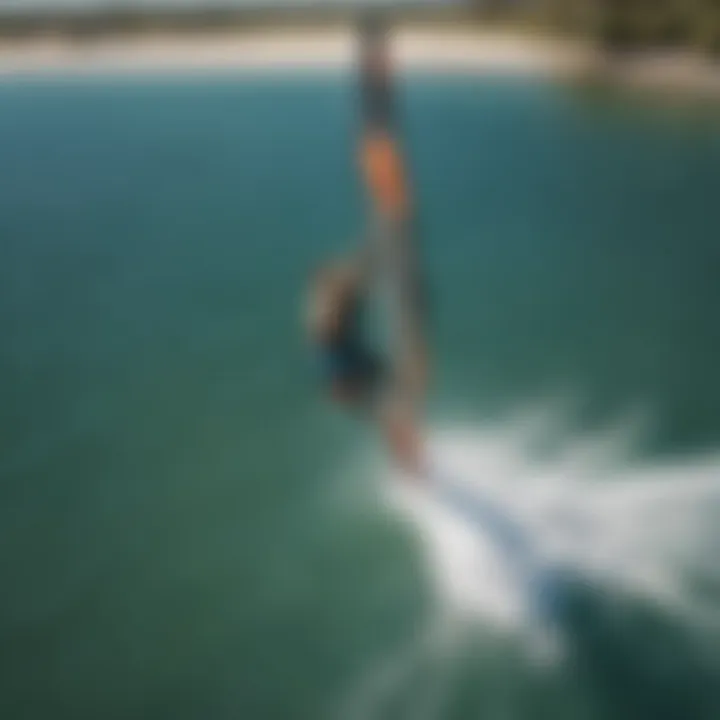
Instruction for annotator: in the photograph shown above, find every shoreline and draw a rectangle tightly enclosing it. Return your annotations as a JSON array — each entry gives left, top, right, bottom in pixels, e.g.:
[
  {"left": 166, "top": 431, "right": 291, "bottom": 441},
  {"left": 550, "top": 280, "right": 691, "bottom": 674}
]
[
  {"left": 0, "top": 28, "right": 718, "bottom": 103},
  {"left": 0, "top": 30, "right": 592, "bottom": 77}
]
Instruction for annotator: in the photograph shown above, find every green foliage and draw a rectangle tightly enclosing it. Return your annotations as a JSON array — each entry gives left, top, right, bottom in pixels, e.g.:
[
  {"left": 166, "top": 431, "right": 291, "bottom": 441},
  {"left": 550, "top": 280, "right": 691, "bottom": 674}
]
[{"left": 544, "top": 0, "right": 720, "bottom": 55}]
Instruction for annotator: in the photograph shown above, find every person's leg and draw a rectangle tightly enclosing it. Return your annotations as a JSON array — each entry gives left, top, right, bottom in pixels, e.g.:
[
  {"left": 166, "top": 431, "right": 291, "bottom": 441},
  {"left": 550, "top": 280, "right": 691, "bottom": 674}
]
[
  {"left": 380, "top": 398, "right": 425, "bottom": 479},
  {"left": 370, "top": 213, "right": 429, "bottom": 408},
  {"left": 332, "top": 343, "right": 425, "bottom": 480}
]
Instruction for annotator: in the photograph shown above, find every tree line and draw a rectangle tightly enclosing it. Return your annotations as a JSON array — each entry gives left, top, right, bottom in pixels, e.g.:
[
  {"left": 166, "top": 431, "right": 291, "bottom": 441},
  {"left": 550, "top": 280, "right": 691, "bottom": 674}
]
[
  {"left": 0, "top": 1, "right": 718, "bottom": 54},
  {"left": 489, "top": 0, "right": 720, "bottom": 54}
]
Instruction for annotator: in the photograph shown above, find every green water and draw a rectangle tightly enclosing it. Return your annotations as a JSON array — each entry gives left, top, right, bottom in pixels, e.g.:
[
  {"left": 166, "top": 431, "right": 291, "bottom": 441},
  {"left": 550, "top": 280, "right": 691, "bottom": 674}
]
[{"left": 1, "top": 73, "right": 720, "bottom": 720}]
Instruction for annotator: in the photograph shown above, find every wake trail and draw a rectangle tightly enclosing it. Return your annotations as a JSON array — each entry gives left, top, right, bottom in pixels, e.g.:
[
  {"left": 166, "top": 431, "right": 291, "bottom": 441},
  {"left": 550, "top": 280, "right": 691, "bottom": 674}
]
[{"left": 337, "top": 415, "right": 720, "bottom": 718}]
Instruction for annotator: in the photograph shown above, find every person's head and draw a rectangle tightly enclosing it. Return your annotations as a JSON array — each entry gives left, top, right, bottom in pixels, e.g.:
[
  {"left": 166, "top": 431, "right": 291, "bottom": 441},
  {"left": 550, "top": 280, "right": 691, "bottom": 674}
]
[{"left": 311, "top": 258, "right": 359, "bottom": 301}]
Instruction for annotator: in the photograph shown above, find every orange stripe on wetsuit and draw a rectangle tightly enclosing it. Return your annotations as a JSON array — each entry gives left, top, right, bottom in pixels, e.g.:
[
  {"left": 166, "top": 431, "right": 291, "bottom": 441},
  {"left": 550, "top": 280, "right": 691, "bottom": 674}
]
[{"left": 360, "top": 131, "right": 410, "bottom": 220}]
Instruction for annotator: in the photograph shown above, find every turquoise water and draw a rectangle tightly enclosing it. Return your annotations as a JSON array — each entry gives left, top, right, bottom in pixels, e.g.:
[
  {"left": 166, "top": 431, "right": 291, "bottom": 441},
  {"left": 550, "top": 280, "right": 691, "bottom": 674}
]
[{"left": 1, "top": 72, "right": 720, "bottom": 719}]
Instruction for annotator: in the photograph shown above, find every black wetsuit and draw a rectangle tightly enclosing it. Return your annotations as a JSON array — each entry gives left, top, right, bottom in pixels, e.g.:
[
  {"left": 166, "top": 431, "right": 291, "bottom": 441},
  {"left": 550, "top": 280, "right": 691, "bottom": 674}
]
[{"left": 315, "top": 295, "right": 382, "bottom": 398}]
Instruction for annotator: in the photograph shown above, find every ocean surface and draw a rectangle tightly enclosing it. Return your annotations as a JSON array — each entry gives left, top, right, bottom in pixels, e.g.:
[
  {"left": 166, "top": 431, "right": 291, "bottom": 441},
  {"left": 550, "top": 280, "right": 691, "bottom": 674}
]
[{"left": 1, "top": 70, "right": 720, "bottom": 720}]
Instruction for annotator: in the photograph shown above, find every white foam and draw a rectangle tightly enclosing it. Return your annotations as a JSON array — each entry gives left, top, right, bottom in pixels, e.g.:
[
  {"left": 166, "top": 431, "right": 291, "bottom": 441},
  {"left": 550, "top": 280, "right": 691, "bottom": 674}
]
[
  {"left": 383, "top": 419, "right": 720, "bottom": 632},
  {"left": 336, "top": 415, "right": 720, "bottom": 719}
]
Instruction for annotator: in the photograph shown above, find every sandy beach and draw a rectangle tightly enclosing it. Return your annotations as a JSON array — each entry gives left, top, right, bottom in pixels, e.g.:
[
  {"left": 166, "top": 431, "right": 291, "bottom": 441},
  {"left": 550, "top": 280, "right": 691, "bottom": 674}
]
[
  {"left": 0, "top": 28, "right": 719, "bottom": 101},
  {"left": 0, "top": 29, "right": 596, "bottom": 78}
]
